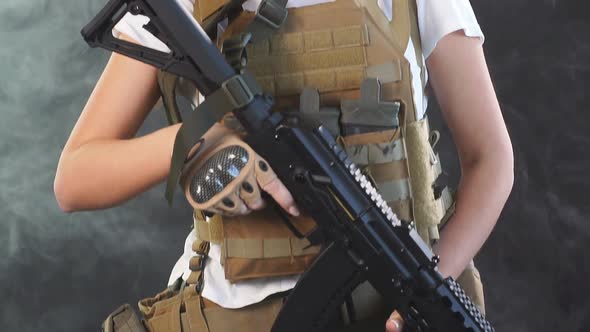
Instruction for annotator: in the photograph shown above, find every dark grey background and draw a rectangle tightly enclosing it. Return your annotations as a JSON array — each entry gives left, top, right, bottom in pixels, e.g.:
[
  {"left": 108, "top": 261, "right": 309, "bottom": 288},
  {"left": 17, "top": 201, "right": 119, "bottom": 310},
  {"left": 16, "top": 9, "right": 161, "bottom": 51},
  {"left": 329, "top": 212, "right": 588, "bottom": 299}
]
[{"left": 1, "top": 0, "right": 588, "bottom": 331}]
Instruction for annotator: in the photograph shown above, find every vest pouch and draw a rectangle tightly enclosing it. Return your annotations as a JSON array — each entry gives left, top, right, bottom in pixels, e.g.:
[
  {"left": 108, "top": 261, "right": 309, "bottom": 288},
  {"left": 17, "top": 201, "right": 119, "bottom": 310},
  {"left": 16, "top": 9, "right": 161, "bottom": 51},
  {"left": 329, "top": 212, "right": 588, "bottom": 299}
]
[
  {"left": 138, "top": 286, "right": 184, "bottom": 332},
  {"left": 138, "top": 284, "right": 284, "bottom": 332},
  {"left": 341, "top": 127, "right": 414, "bottom": 223},
  {"left": 220, "top": 208, "right": 321, "bottom": 282},
  {"left": 102, "top": 303, "right": 147, "bottom": 332},
  {"left": 139, "top": 285, "right": 215, "bottom": 332}
]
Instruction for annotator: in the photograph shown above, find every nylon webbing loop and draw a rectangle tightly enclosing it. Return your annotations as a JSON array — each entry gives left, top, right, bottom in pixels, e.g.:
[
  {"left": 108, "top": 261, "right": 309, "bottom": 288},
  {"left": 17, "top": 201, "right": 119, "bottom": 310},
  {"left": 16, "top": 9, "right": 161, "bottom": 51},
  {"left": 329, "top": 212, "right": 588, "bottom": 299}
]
[
  {"left": 194, "top": 211, "right": 224, "bottom": 244},
  {"left": 165, "top": 72, "right": 263, "bottom": 204},
  {"left": 221, "top": 75, "right": 255, "bottom": 108},
  {"left": 248, "top": 0, "right": 288, "bottom": 42}
]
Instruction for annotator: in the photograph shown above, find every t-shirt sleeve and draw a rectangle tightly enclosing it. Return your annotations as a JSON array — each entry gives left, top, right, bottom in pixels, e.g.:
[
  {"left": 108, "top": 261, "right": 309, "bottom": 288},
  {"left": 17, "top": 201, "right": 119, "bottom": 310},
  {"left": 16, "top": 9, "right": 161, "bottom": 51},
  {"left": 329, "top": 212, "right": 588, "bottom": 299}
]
[
  {"left": 417, "top": 0, "right": 485, "bottom": 59},
  {"left": 112, "top": 12, "right": 172, "bottom": 53}
]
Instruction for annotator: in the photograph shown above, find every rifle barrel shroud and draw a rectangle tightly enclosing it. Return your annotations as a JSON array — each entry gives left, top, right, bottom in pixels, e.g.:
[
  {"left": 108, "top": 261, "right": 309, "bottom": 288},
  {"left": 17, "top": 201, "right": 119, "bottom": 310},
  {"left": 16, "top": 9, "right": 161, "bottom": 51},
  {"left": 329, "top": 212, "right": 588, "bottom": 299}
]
[{"left": 81, "top": 1, "right": 495, "bottom": 331}]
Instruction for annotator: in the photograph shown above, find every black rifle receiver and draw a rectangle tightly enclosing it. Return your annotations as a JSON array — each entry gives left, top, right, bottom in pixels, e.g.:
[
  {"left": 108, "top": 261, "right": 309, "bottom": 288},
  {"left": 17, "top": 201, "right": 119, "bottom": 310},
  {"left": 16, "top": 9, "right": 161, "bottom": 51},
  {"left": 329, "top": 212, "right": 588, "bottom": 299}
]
[{"left": 82, "top": 1, "right": 495, "bottom": 331}]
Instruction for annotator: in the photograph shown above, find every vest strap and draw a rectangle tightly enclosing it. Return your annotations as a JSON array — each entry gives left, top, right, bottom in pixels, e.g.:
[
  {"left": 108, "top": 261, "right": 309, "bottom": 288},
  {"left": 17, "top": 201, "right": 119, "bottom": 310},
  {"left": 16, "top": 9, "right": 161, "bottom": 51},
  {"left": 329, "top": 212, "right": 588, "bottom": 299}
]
[
  {"left": 247, "top": 0, "right": 288, "bottom": 42},
  {"left": 157, "top": 72, "right": 183, "bottom": 125}
]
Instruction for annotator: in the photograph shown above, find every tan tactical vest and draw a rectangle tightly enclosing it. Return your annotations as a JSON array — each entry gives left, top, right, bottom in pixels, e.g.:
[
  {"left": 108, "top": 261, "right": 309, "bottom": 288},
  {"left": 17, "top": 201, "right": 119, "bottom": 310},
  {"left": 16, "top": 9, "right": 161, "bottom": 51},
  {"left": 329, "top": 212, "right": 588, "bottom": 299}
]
[{"left": 157, "top": 0, "right": 485, "bottom": 313}]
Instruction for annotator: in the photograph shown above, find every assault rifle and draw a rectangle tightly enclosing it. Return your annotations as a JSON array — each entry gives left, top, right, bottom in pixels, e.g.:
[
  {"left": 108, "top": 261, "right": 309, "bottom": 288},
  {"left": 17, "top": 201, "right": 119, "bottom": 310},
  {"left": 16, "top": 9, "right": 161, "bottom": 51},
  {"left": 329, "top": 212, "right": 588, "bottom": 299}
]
[{"left": 81, "top": 1, "right": 495, "bottom": 331}]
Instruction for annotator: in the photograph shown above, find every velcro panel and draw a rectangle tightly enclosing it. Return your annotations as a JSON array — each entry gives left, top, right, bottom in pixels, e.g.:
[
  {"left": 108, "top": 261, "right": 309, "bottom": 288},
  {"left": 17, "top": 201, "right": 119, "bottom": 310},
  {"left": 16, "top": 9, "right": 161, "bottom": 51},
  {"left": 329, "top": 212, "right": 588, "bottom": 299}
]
[{"left": 405, "top": 117, "right": 444, "bottom": 243}]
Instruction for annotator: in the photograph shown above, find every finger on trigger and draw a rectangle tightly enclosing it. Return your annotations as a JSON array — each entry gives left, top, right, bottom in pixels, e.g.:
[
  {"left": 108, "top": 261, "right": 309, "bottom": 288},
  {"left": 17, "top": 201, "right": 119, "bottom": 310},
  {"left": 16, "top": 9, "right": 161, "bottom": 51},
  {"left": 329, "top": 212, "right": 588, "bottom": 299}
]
[
  {"left": 260, "top": 177, "right": 300, "bottom": 216},
  {"left": 386, "top": 311, "right": 403, "bottom": 332},
  {"left": 254, "top": 158, "right": 300, "bottom": 216}
]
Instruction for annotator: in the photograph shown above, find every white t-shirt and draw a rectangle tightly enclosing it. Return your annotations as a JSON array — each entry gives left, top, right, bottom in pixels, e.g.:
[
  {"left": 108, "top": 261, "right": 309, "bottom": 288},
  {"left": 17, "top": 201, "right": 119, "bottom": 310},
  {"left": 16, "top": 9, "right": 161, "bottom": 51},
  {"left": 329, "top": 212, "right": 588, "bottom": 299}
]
[{"left": 113, "top": 0, "right": 484, "bottom": 309}]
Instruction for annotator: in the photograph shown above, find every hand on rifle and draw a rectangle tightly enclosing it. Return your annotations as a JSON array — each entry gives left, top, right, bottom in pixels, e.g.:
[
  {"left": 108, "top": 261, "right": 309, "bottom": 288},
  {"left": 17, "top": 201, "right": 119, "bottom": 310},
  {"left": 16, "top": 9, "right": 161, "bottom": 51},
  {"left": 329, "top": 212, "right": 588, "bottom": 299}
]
[
  {"left": 183, "top": 123, "right": 300, "bottom": 217},
  {"left": 386, "top": 311, "right": 404, "bottom": 332}
]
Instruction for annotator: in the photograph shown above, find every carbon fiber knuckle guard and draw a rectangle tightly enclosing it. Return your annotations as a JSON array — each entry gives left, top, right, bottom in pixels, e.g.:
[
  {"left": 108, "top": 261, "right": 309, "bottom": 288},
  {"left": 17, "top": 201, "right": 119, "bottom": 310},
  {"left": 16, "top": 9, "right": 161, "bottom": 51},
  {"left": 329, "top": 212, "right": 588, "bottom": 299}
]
[
  {"left": 180, "top": 134, "right": 274, "bottom": 215},
  {"left": 188, "top": 145, "right": 250, "bottom": 203}
]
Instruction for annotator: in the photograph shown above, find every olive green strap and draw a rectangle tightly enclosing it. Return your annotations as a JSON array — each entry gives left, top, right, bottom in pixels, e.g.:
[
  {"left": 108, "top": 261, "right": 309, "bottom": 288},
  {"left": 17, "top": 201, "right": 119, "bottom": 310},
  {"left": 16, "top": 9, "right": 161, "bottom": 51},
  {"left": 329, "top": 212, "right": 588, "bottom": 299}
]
[
  {"left": 246, "top": 0, "right": 288, "bottom": 42},
  {"left": 157, "top": 71, "right": 183, "bottom": 125},
  {"left": 165, "top": 72, "right": 263, "bottom": 204}
]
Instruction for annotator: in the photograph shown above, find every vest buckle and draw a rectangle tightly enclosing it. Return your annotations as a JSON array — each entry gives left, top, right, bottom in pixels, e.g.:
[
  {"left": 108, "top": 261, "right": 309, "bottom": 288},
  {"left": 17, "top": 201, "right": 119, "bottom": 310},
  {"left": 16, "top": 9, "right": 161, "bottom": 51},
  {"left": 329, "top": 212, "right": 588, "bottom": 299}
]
[{"left": 256, "top": 0, "right": 288, "bottom": 30}]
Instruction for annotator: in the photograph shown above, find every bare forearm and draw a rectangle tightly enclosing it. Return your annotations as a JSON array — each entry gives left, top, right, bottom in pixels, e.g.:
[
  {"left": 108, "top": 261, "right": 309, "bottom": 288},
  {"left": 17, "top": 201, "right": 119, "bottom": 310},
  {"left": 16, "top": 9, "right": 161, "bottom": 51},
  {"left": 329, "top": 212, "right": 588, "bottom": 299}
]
[
  {"left": 433, "top": 152, "right": 513, "bottom": 278},
  {"left": 55, "top": 123, "right": 181, "bottom": 212}
]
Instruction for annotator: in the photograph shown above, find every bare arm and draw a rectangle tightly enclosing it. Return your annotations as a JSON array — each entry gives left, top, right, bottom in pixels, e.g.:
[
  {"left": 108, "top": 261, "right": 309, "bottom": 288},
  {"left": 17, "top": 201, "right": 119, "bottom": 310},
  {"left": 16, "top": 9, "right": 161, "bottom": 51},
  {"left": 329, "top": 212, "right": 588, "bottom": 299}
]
[
  {"left": 386, "top": 31, "right": 513, "bottom": 332},
  {"left": 54, "top": 34, "right": 299, "bottom": 214},
  {"left": 427, "top": 31, "right": 514, "bottom": 279},
  {"left": 54, "top": 34, "right": 180, "bottom": 212}
]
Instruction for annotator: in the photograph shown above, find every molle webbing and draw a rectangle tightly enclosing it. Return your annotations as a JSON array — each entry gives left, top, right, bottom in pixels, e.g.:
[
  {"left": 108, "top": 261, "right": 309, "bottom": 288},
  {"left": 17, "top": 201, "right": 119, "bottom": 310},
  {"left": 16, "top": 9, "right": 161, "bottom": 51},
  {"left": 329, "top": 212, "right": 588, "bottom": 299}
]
[
  {"left": 193, "top": 212, "right": 320, "bottom": 259},
  {"left": 246, "top": 24, "right": 370, "bottom": 96},
  {"left": 193, "top": 212, "right": 224, "bottom": 243},
  {"left": 186, "top": 239, "right": 210, "bottom": 286},
  {"left": 342, "top": 129, "right": 413, "bottom": 222},
  {"left": 193, "top": 209, "right": 320, "bottom": 282},
  {"left": 224, "top": 237, "right": 320, "bottom": 259}
]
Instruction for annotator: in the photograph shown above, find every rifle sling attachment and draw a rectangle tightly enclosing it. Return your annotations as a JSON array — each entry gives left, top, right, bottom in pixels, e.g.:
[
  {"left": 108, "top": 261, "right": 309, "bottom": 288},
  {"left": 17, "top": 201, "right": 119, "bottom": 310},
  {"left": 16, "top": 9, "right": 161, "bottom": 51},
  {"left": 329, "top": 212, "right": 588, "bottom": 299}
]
[
  {"left": 248, "top": 0, "right": 289, "bottom": 42},
  {"left": 165, "top": 72, "right": 263, "bottom": 204}
]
